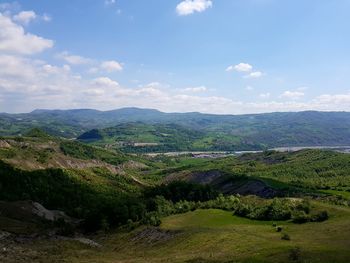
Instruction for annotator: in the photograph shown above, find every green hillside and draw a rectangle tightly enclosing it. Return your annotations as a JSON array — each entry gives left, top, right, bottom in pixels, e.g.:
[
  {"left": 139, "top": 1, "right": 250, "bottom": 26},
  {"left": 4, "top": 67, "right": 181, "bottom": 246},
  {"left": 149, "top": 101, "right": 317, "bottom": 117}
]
[
  {"left": 1, "top": 132, "right": 350, "bottom": 262},
  {"left": 5, "top": 204, "right": 350, "bottom": 263},
  {"left": 2, "top": 109, "right": 350, "bottom": 151}
]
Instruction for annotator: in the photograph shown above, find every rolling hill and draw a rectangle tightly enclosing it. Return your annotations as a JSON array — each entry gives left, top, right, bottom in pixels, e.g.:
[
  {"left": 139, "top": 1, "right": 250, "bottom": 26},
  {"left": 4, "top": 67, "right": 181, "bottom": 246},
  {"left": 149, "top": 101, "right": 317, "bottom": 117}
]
[
  {"left": 2, "top": 108, "right": 350, "bottom": 151},
  {"left": 1, "top": 135, "right": 350, "bottom": 262}
]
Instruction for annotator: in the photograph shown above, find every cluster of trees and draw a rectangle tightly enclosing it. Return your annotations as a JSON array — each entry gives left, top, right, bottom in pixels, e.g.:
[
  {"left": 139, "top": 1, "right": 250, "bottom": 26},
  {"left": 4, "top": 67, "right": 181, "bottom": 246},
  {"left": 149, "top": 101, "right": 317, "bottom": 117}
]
[
  {"left": 0, "top": 156, "right": 331, "bottom": 234},
  {"left": 227, "top": 150, "right": 350, "bottom": 192},
  {"left": 144, "top": 181, "right": 219, "bottom": 202},
  {"left": 0, "top": 161, "right": 144, "bottom": 232},
  {"left": 0, "top": 160, "right": 219, "bottom": 232},
  {"left": 60, "top": 141, "right": 126, "bottom": 165},
  {"left": 141, "top": 194, "right": 329, "bottom": 226}
]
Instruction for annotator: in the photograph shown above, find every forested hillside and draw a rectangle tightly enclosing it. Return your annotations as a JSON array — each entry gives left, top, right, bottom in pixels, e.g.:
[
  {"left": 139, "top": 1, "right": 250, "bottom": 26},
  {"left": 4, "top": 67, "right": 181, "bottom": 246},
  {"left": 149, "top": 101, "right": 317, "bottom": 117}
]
[{"left": 1, "top": 109, "right": 350, "bottom": 151}]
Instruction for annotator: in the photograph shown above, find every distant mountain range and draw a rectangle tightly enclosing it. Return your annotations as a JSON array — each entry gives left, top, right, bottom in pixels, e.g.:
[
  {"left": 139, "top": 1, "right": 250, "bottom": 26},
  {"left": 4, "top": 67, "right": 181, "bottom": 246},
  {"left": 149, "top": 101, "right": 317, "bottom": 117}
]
[{"left": 1, "top": 108, "right": 350, "bottom": 151}]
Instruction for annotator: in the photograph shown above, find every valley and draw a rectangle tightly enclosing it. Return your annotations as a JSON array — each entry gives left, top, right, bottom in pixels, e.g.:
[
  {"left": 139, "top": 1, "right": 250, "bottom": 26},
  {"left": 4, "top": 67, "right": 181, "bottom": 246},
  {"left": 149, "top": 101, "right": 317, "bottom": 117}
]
[
  {"left": 2, "top": 109, "right": 350, "bottom": 153},
  {"left": 1, "top": 122, "right": 350, "bottom": 262},
  {"left": 2, "top": 0, "right": 350, "bottom": 262}
]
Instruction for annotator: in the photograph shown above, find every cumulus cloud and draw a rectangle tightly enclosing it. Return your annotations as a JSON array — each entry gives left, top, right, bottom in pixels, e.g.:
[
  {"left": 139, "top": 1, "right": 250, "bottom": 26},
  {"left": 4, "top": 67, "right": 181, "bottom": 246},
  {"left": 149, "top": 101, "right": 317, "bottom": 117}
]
[
  {"left": 0, "top": 55, "right": 36, "bottom": 80},
  {"left": 93, "top": 76, "right": 119, "bottom": 87},
  {"left": 226, "top": 63, "right": 264, "bottom": 79},
  {"left": 87, "top": 61, "right": 124, "bottom": 74},
  {"left": 183, "top": 86, "right": 207, "bottom": 92},
  {"left": 315, "top": 93, "right": 350, "bottom": 104},
  {"left": 1, "top": 6, "right": 349, "bottom": 115},
  {"left": 2, "top": 56, "right": 350, "bottom": 114},
  {"left": 13, "top": 10, "right": 51, "bottom": 24},
  {"left": 57, "top": 51, "right": 92, "bottom": 65},
  {"left": 280, "top": 90, "right": 305, "bottom": 100},
  {"left": 42, "top": 64, "right": 71, "bottom": 75},
  {"left": 13, "top": 10, "right": 36, "bottom": 25},
  {"left": 100, "top": 60, "right": 123, "bottom": 72},
  {"left": 244, "top": 71, "right": 263, "bottom": 79},
  {"left": 42, "top": 14, "right": 51, "bottom": 22},
  {"left": 0, "top": 13, "right": 53, "bottom": 55},
  {"left": 176, "top": 0, "right": 212, "bottom": 16},
  {"left": 226, "top": 63, "right": 253, "bottom": 73}
]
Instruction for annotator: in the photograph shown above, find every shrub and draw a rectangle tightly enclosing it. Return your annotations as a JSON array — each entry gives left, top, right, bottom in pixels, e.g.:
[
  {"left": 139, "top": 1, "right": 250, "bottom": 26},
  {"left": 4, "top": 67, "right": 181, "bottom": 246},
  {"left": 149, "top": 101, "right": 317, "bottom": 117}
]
[
  {"left": 311, "top": 211, "right": 328, "bottom": 222},
  {"left": 276, "top": 226, "right": 283, "bottom": 232},
  {"left": 296, "top": 199, "right": 310, "bottom": 214},
  {"left": 281, "top": 233, "right": 291, "bottom": 240},
  {"left": 291, "top": 211, "right": 310, "bottom": 224},
  {"left": 142, "top": 212, "right": 161, "bottom": 226},
  {"left": 267, "top": 198, "right": 292, "bottom": 220}
]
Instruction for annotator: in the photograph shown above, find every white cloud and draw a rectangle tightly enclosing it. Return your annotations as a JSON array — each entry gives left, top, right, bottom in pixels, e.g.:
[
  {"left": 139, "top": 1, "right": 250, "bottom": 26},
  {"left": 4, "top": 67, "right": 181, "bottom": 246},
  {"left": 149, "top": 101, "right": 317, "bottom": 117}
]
[
  {"left": 42, "top": 14, "right": 51, "bottom": 22},
  {"left": 245, "top": 85, "right": 254, "bottom": 91},
  {"left": 226, "top": 63, "right": 253, "bottom": 73},
  {"left": 13, "top": 11, "right": 36, "bottom": 25},
  {"left": 88, "top": 67, "right": 99, "bottom": 74},
  {"left": 245, "top": 71, "right": 263, "bottom": 79},
  {"left": 88, "top": 60, "right": 124, "bottom": 74},
  {"left": 0, "top": 55, "right": 36, "bottom": 80},
  {"left": 100, "top": 60, "right": 123, "bottom": 72},
  {"left": 226, "top": 63, "right": 264, "bottom": 79},
  {"left": 93, "top": 77, "right": 119, "bottom": 87},
  {"left": 225, "top": 65, "right": 234, "bottom": 72},
  {"left": 315, "top": 93, "right": 350, "bottom": 104},
  {"left": 0, "top": 54, "right": 79, "bottom": 97},
  {"left": 183, "top": 86, "right": 207, "bottom": 92},
  {"left": 0, "top": 9, "right": 349, "bottom": 114},
  {"left": 0, "top": 13, "right": 53, "bottom": 55},
  {"left": 42, "top": 64, "right": 71, "bottom": 75},
  {"left": 2, "top": 57, "right": 350, "bottom": 114},
  {"left": 281, "top": 90, "right": 305, "bottom": 100},
  {"left": 57, "top": 51, "right": 91, "bottom": 65},
  {"left": 176, "top": 0, "right": 212, "bottom": 16}
]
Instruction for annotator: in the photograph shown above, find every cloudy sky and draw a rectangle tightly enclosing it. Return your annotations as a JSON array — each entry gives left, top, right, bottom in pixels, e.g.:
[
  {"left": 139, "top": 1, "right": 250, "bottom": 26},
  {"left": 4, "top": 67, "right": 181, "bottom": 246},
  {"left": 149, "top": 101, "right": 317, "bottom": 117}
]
[{"left": 0, "top": 0, "right": 350, "bottom": 114}]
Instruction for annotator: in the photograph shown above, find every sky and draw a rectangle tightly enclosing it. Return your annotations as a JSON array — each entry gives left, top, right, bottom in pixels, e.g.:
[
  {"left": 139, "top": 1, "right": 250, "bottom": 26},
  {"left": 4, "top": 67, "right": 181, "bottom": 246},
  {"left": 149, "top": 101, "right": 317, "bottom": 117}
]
[{"left": 0, "top": 0, "right": 350, "bottom": 114}]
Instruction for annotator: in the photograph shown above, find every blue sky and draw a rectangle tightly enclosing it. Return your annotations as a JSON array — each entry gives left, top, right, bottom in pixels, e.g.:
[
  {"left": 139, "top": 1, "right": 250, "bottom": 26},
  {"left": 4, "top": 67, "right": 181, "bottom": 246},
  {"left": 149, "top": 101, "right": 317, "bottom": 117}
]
[{"left": 0, "top": 0, "right": 350, "bottom": 113}]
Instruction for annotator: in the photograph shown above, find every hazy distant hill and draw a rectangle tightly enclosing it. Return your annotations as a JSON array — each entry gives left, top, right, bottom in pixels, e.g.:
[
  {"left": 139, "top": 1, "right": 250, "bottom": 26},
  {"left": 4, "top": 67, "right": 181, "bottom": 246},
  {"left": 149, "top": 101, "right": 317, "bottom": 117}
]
[{"left": 1, "top": 108, "right": 350, "bottom": 149}]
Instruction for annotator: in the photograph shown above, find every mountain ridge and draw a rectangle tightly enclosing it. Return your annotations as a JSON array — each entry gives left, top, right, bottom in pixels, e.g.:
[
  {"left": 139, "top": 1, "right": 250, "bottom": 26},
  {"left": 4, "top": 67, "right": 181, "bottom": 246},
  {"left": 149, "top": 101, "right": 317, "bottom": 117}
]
[{"left": 2, "top": 108, "right": 350, "bottom": 150}]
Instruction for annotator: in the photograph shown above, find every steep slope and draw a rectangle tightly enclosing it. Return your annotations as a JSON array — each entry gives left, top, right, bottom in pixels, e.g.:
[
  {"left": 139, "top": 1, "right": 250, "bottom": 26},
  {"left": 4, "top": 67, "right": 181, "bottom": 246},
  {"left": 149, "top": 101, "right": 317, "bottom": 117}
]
[{"left": 0, "top": 131, "right": 153, "bottom": 232}]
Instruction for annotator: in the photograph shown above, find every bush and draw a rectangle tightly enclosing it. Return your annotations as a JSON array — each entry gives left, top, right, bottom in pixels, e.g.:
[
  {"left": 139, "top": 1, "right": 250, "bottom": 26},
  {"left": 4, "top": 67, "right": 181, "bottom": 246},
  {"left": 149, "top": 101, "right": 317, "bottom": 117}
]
[
  {"left": 311, "top": 211, "right": 328, "bottom": 222},
  {"left": 142, "top": 212, "right": 161, "bottom": 226},
  {"left": 292, "top": 210, "right": 329, "bottom": 224},
  {"left": 291, "top": 211, "right": 310, "bottom": 224},
  {"left": 281, "top": 233, "right": 291, "bottom": 240}
]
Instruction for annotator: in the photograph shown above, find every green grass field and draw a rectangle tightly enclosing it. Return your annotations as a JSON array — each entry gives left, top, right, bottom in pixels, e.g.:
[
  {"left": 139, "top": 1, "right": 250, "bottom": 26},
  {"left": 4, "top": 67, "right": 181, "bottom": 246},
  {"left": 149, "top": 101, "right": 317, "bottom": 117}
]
[{"left": 14, "top": 202, "right": 350, "bottom": 263}]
